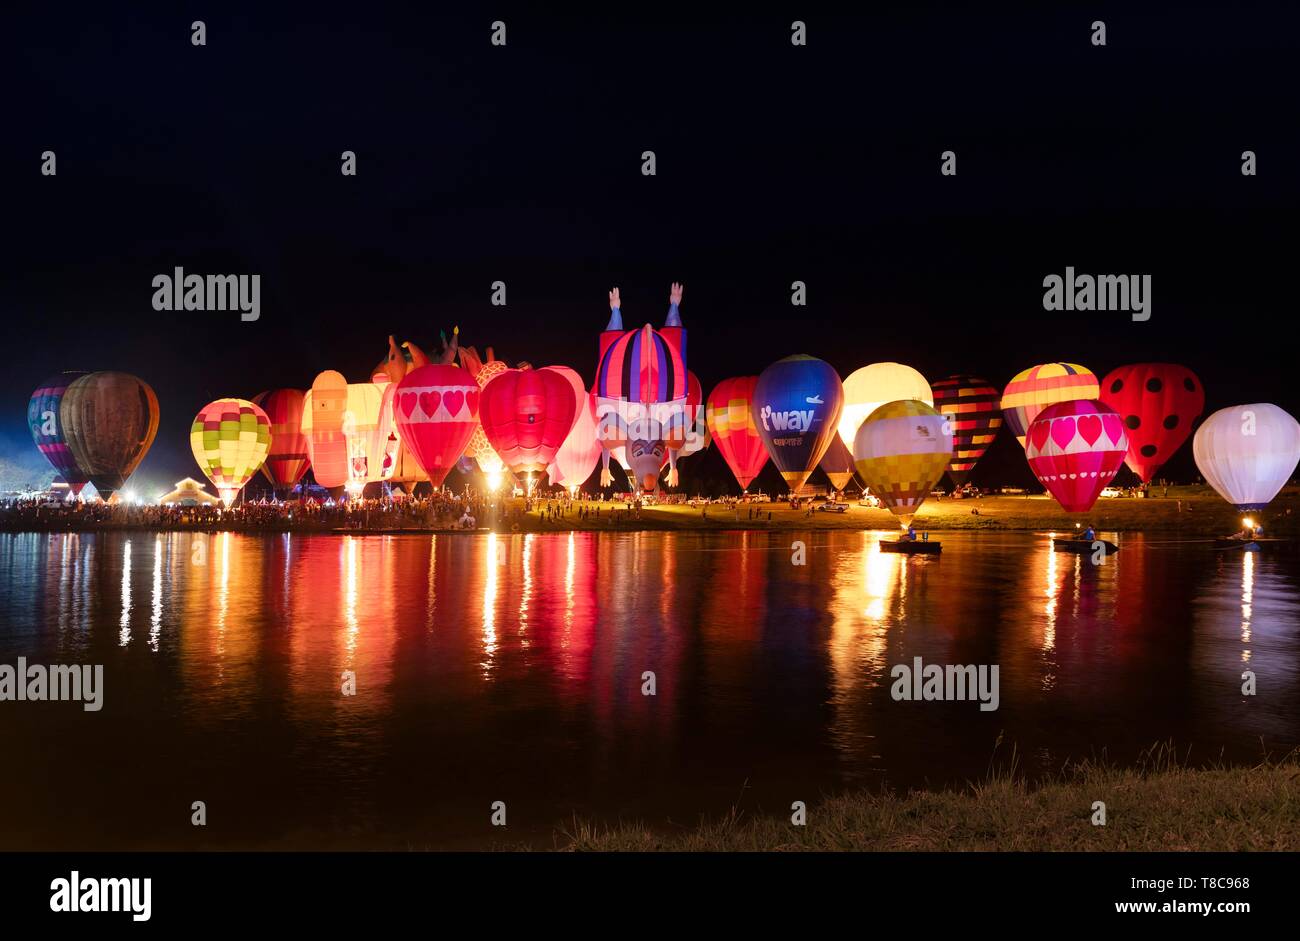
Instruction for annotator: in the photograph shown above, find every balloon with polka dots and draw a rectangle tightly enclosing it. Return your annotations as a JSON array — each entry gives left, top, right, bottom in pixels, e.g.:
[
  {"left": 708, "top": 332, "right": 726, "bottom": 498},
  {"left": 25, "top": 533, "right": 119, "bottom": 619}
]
[{"left": 1099, "top": 364, "right": 1205, "bottom": 484}]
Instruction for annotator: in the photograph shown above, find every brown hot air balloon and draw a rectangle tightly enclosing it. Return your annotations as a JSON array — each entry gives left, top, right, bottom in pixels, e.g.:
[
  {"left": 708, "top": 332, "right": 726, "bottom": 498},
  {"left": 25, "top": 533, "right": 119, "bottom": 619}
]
[{"left": 60, "top": 371, "right": 160, "bottom": 500}]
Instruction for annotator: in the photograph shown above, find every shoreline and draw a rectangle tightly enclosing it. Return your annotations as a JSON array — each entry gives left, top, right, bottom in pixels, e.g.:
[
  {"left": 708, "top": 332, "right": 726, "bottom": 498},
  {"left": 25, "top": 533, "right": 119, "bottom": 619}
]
[{"left": 3, "top": 492, "right": 1297, "bottom": 538}]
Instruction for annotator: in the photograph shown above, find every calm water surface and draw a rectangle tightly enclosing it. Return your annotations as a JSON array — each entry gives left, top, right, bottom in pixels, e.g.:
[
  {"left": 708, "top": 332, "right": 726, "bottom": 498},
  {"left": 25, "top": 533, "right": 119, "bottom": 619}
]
[{"left": 2, "top": 530, "right": 1297, "bottom": 849}]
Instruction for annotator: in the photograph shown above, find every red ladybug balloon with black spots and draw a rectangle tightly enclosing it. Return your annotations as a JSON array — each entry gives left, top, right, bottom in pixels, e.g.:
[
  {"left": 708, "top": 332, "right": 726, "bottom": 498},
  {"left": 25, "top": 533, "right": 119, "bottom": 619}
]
[{"left": 1099, "top": 364, "right": 1205, "bottom": 483}]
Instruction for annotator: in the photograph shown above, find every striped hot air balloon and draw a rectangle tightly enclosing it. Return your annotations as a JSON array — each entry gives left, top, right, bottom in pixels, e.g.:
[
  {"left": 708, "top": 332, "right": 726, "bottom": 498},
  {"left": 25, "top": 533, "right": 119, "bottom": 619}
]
[
  {"left": 190, "top": 399, "right": 273, "bottom": 507},
  {"left": 852, "top": 400, "right": 953, "bottom": 528},
  {"left": 252, "top": 389, "right": 310, "bottom": 492},
  {"left": 705, "top": 376, "right": 768, "bottom": 491},
  {"left": 27, "top": 371, "right": 89, "bottom": 494},
  {"left": 931, "top": 375, "right": 1003, "bottom": 487},
  {"left": 1000, "top": 362, "right": 1098, "bottom": 448}
]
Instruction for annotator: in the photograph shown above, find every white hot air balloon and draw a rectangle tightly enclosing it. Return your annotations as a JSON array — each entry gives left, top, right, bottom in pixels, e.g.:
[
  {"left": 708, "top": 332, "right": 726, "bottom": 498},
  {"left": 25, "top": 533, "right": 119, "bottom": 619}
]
[
  {"left": 837, "top": 362, "right": 933, "bottom": 450},
  {"left": 1193, "top": 403, "right": 1300, "bottom": 509}
]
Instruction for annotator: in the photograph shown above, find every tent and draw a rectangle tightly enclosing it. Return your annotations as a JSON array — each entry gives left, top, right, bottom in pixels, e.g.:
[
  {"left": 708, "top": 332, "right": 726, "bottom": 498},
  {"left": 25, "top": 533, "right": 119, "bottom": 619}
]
[{"left": 158, "top": 477, "right": 221, "bottom": 507}]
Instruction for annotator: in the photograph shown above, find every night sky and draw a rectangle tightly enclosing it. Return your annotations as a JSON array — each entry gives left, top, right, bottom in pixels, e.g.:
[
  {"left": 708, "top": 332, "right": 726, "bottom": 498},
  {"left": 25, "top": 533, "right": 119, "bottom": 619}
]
[{"left": 5, "top": 4, "right": 1298, "bottom": 495}]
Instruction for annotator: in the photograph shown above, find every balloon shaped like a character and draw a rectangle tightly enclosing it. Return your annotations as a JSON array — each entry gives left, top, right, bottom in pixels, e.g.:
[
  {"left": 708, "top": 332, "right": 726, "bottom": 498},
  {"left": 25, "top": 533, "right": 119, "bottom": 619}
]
[
  {"left": 931, "top": 374, "right": 1002, "bottom": 487},
  {"left": 190, "top": 398, "right": 273, "bottom": 507},
  {"left": 852, "top": 400, "right": 953, "bottom": 527},
  {"left": 391, "top": 364, "right": 482, "bottom": 487},
  {"left": 1025, "top": 399, "right": 1128, "bottom": 513},
  {"left": 838, "top": 362, "right": 933, "bottom": 450},
  {"left": 751, "top": 355, "right": 844, "bottom": 494},
  {"left": 1099, "top": 363, "right": 1205, "bottom": 484},
  {"left": 705, "top": 376, "right": 769, "bottom": 491},
  {"left": 1193, "top": 403, "right": 1300, "bottom": 510},
  {"left": 59, "top": 371, "right": 160, "bottom": 501},
  {"left": 252, "top": 389, "right": 310, "bottom": 491},
  {"left": 28, "top": 371, "right": 90, "bottom": 494},
  {"left": 480, "top": 367, "right": 578, "bottom": 477},
  {"left": 594, "top": 285, "right": 689, "bottom": 489},
  {"left": 1001, "top": 363, "right": 1098, "bottom": 448}
]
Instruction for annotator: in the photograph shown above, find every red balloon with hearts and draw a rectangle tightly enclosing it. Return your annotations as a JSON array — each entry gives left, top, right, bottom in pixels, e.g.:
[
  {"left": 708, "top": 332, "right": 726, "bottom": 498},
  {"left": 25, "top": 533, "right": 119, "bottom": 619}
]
[
  {"left": 392, "top": 364, "right": 481, "bottom": 487},
  {"left": 479, "top": 367, "right": 578, "bottom": 476},
  {"left": 1025, "top": 399, "right": 1128, "bottom": 512}
]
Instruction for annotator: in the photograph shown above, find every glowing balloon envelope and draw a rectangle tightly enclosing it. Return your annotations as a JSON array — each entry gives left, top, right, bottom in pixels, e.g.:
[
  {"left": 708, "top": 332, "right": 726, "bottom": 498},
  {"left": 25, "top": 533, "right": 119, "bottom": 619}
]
[
  {"left": 549, "top": 390, "right": 602, "bottom": 489},
  {"left": 852, "top": 400, "right": 953, "bottom": 526},
  {"left": 838, "top": 363, "right": 933, "bottom": 450},
  {"left": 251, "top": 389, "right": 310, "bottom": 491},
  {"left": 705, "top": 376, "right": 768, "bottom": 491},
  {"left": 59, "top": 371, "right": 160, "bottom": 501},
  {"left": 752, "top": 355, "right": 844, "bottom": 494},
  {"left": 301, "top": 372, "right": 394, "bottom": 492},
  {"left": 931, "top": 374, "right": 1002, "bottom": 487},
  {"left": 1001, "top": 363, "right": 1098, "bottom": 448},
  {"left": 818, "top": 435, "right": 857, "bottom": 491},
  {"left": 28, "top": 371, "right": 89, "bottom": 494},
  {"left": 391, "top": 364, "right": 481, "bottom": 488},
  {"left": 480, "top": 367, "right": 578, "bottom": 477},
  {"left": 1193, "top": 403, "right": 1300, "bottom": 510},
  {"left": 190, "top": 399, "right": 273, "bottom": 506},
  {"left": 1025, "top": 399, "right": 1128, "bottom": 513},
  {"left": 1099, "top": 363, "right": 1205, "bottom": 484}
]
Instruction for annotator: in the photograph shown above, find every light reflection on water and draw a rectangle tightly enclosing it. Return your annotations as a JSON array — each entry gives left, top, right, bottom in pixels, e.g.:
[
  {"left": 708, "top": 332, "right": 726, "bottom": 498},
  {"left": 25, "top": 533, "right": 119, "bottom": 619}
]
[{"left": 1, "top": 529, "right": 1297, "bottom": 850}]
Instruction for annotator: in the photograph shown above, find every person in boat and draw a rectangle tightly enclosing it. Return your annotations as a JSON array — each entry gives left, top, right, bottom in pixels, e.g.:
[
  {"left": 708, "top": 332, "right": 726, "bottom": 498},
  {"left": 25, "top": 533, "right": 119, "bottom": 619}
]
[
  {"left": 1083, "top": 524, "right": 1096, "bottom": 541},
  {"left": 906, "top": 524, "right": 917, "bottom": 541}
]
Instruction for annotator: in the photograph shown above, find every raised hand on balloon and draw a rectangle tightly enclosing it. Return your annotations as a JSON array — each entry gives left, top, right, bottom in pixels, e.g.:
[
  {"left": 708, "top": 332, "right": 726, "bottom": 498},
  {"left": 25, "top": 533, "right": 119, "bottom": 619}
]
[{"left": 669, "top": 282, "right": 683, "bottom": 306}]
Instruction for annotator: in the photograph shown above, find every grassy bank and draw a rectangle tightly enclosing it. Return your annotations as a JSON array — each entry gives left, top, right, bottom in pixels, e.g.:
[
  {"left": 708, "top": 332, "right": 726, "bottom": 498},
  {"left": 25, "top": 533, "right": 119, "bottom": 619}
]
[
  {"left": 553, "top": 750, "right": 1300, "bottom": 851},
  {"left": 515, "top": 487, "right": 1300, "bottom": 538}
]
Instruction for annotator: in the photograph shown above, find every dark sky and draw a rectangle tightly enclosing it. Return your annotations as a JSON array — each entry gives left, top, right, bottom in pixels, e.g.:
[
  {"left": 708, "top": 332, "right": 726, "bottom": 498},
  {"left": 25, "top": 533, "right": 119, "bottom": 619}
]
[{"left": 5, "top": 4, "right": 1298, "bottom": 494}]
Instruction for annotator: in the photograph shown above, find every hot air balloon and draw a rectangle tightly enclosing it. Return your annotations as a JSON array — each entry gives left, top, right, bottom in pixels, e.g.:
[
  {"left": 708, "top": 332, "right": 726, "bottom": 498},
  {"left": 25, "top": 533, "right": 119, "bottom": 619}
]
[
  {"left": 1001, "top": 363, "right": 1098, "bottom": 448},
  {"left": 1099, "top": 363, "right": 1205, "bottom": 484},
  {"left": 190, "top": 399, "right": 273, "bottom": 507},
  {"left": 705, "top": 376, "right": 768, "bottom": 491},
  {"left": 852, "top": 400, "right": 953, "bottom": 527},
  {"left": 1193, "top": 404, "right": 1300, "bottom": 510},
  {"left": 548, "top": 389, "right": 602, "bottom": 491},
  {"left": 27, "top": 371, "right": 89, "bottom": 494},
  {"left": 838, "top": 363, "right": 933, "bottom": 450},
  {"left": 59, "top": 371, "right": 160, "bottom": 501},
  {"left": 1025, "top": 399, "right": 1128, "bottom": 513},
  {"left": 751, "top": 355, "right": 844, "bottom": 494},
  {"left": 301, "top": 371, "right": 395, "bottom": 494},
  {"left": 480, "top": 367, "right": 578, "bottom": 479},
  {"left": 594, "top": 285, "right": 689, "bottom": 489},
  {"left": 818, "top": 435, "right": 857, "bottom": 492},
  {"left": 931, "top": 375, "right": 1003, "bottom": 487},
  {"left": 391, "top": 363, "right": 481, "bottom": 487},
  {"left": 251, "top": 389, "right": 310, "bottom": 493}
]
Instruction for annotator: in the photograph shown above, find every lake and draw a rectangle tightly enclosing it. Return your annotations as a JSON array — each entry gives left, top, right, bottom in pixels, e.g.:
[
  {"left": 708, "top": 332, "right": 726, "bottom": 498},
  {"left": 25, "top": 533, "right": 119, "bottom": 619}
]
[{"left": 1, "top": 529, "right": 1297, "bottom": 849}]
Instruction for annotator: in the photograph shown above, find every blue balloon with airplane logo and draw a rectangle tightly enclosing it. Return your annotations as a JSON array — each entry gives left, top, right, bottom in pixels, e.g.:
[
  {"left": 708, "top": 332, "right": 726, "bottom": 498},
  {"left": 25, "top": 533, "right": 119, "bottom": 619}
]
[{"left": 751, "top": 355, "right": 844, "bottom": 493}]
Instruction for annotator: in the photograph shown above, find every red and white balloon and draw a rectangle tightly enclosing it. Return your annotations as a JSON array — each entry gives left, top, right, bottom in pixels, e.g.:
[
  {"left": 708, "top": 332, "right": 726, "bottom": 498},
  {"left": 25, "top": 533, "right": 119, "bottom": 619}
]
[
  {"left": 391, "top": 364, "right": 481, "bottom": 487},
  {"left": 1025, "top": 399, "right": 1128, "bottom": 512}
]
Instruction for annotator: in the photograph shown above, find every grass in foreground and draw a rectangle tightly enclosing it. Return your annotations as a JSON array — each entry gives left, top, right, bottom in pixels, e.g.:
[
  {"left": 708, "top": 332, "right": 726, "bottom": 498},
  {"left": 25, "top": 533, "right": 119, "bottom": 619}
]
[{"left": 552, "top": 748, "right": 1300, "bottom": 852}]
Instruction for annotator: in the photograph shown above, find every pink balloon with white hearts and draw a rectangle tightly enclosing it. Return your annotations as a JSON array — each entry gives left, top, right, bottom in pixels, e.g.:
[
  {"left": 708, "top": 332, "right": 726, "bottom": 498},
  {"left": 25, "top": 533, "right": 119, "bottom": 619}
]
[{"left": 1025, "top": 399, "right": 1128, "bottom": 513}]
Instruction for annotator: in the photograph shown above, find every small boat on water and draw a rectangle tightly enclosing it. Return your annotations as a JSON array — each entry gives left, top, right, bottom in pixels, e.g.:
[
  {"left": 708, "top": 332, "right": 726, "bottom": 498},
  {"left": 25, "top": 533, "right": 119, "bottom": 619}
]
[
  {"left": 1052, "top": 537, "right": 1119, "bottom": 555},
  {"left": 1212, "top": 535, "right": 1292, "bottom": 552},
  {"left": 879, "top": 539, "right": 941, "bottom": 555}
]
